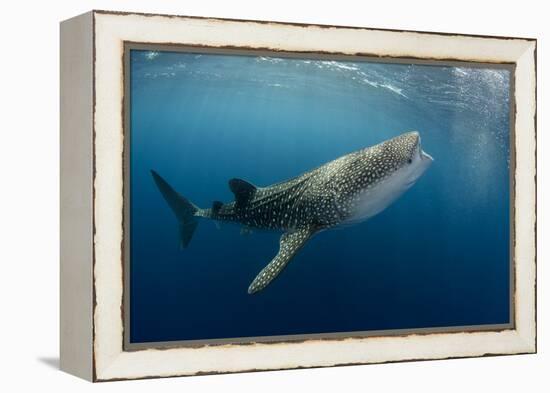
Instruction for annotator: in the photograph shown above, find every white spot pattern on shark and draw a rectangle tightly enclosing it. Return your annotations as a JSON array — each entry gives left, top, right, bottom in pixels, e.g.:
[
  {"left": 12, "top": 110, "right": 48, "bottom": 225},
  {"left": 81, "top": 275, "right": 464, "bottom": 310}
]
[{"left": 151, "top": 131, "right": 433, "bottom": 294}]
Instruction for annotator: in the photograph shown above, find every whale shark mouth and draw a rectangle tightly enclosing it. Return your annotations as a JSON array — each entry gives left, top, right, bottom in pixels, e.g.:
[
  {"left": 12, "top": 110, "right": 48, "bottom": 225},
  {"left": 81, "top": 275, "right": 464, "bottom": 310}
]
[
  {"left": 415, "top": 134, "right": 433, "bottom": 163},
  {"left": 404, "top": 147, "right": 433, "bottom": 188},
  {"left": 421, "top": 150, "right": 434, "bottom": 162}
]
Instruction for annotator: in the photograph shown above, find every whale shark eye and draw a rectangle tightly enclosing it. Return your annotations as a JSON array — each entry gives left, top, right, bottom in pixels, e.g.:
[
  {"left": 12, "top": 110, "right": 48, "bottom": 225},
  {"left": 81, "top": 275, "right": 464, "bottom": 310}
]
[{"left": 407, "top": 158, "right": 412, "bottom": 164}]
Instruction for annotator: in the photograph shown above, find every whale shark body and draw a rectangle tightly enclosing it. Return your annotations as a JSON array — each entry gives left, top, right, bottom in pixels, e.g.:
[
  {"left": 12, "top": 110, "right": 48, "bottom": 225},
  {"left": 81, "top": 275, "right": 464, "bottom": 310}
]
[{"left": 151, "top": 131, "right": 433, "bottom": 294}]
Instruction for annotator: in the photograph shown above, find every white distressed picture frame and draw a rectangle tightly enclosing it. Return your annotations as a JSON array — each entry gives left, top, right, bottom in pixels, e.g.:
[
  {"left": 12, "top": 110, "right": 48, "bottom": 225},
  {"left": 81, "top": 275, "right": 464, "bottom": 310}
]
[{"left": 60, "top": 10, "right": 536, "bottom": 382}]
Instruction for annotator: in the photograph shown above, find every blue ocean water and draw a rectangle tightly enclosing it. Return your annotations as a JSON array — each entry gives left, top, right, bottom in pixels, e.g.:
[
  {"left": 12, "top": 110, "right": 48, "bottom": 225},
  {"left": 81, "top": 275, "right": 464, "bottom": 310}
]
[{"left": 129, "top": 49, "right": 511, "bottom": 343}]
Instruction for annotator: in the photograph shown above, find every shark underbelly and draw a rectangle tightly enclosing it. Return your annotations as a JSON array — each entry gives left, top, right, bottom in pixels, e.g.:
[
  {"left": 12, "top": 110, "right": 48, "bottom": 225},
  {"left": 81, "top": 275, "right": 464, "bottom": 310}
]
[{"left": 341, "top": 173, "right": 413, "bottom": 225}]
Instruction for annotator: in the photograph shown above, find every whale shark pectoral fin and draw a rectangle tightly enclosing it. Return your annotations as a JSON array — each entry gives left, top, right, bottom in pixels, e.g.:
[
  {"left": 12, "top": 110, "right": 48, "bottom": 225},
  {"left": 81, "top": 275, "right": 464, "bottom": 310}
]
[
  {"left": 229, "top": 178, "right": 257, "bottom": 208},
  {"left": 248, "top": 227, "right": 314, "bottom": 294}
]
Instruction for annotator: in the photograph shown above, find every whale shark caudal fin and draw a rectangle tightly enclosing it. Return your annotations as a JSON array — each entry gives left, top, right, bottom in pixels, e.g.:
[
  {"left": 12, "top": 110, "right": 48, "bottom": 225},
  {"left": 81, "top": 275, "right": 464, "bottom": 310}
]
[
  {"left": 151, "top": 170, "right": 199, "bottom": 248},
  {"left": 248, "top": 227, "right": 315, "bottom": 294}
]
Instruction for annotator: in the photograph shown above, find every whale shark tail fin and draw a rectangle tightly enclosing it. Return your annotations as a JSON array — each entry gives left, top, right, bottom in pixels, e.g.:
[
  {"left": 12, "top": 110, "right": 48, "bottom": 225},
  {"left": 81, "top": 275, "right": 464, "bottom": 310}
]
[{"left": 151, "top": 170, "right": 199, "bottom": 248}]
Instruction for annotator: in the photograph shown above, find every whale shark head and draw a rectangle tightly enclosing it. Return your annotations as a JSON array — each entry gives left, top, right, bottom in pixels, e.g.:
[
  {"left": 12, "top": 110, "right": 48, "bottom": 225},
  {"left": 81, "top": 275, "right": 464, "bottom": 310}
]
[
  {"left": 378, "top": 131, "right": 434, "bottom": 186},
  {"left": 334, "top": 131, "right": 433, "bottom": 224}
]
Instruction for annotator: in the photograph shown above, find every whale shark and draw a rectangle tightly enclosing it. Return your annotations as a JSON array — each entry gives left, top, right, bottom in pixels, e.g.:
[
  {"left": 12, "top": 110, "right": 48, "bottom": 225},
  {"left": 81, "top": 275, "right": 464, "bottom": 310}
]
[{"left": 151, "top": 131, "right": 433, "bottom": 294}]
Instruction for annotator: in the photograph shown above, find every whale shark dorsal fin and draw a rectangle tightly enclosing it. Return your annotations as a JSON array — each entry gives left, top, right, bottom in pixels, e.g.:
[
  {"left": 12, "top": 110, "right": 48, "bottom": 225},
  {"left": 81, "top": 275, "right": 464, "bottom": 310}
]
[
  {"left": 212, "top": 200, "right": 223, "bottom": 214},
  {"left": 248, "top": 227, "right": 315, "bottom": 294},
  {"left": 229, "top": 178, "right": 257, "bottom": 208}
]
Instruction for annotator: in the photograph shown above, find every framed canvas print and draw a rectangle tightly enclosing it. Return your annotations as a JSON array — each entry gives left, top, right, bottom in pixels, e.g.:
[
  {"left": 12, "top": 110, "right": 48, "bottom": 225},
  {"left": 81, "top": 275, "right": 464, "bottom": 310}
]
[{"left": 60, "top": 10, "right": 537, "bottom": 382}]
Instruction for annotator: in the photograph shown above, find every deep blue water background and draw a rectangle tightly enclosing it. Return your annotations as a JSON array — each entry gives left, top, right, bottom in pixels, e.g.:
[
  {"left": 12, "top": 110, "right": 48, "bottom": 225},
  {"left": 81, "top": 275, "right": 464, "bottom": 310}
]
[{"left": 129, "top": 50, "right": 511, "bottom": 343}]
